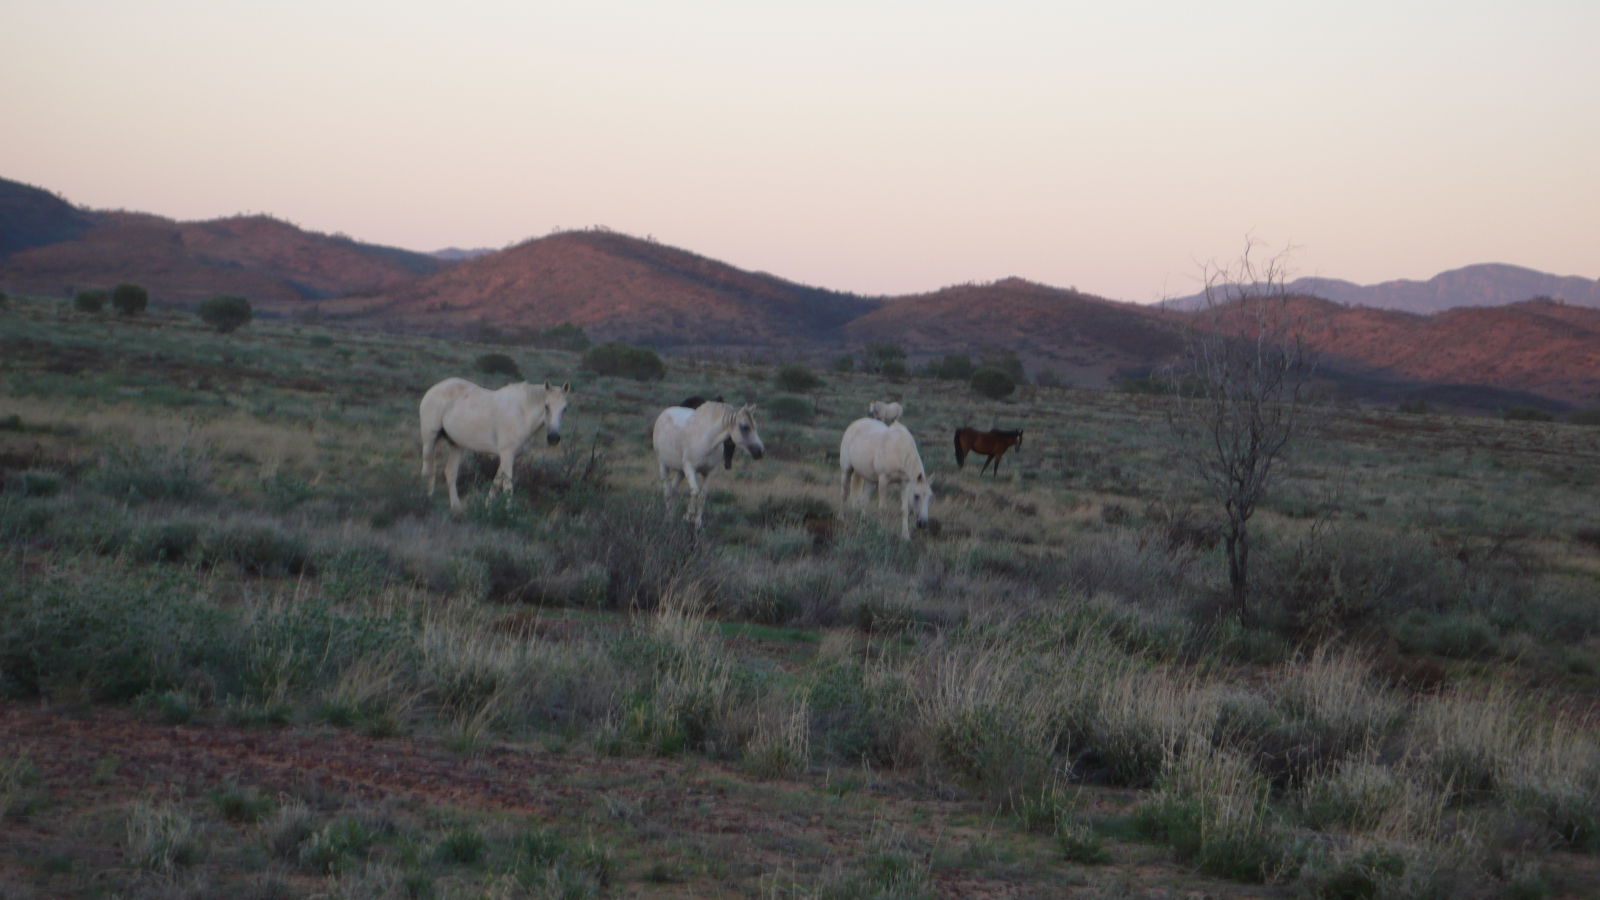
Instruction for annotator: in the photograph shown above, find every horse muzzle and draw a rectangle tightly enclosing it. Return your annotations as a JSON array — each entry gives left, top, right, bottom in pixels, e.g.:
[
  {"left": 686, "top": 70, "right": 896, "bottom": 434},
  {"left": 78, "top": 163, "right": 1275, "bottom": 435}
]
[
  {"left": 547, "top": 433, "right": 562, "bottom": 446},
  {"left": 747, "top": 444, "right": 765, "bottom": 461}
]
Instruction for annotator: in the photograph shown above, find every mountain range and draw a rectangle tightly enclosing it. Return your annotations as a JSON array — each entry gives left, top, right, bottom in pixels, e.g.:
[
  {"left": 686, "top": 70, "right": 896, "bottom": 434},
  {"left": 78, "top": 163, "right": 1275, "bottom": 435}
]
[{"left": 2, "top": 176, "right": 1597, "bottom": 409}]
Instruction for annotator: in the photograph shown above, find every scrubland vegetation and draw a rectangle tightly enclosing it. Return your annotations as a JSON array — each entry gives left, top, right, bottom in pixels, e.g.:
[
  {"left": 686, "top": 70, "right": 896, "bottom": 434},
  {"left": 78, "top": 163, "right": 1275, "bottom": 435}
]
[{"left": 2, "top": 294, "right": 1598, "bottom": 897}]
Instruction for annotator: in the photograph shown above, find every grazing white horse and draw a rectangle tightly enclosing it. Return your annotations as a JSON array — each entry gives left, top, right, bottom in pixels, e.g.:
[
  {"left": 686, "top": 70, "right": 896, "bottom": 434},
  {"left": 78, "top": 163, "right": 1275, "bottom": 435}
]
[
  {"left": 838, "top": 418, "right": 933, "bottom": 540},
  {"left": 653, "top": 401, "right": 765, "bottom": 528},
  {"left": 419, "top": 377, "right": 570, "bottom": 511},
  {"left": 868, "top": 400, "right": 903, "bottom": 425}
]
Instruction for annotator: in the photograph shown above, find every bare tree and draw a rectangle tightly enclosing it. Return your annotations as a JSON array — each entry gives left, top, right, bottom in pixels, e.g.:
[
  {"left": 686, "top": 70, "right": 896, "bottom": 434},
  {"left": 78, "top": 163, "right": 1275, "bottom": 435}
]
[{"left": 1166, "top": 243, "right": 1314, "bottom": 623}]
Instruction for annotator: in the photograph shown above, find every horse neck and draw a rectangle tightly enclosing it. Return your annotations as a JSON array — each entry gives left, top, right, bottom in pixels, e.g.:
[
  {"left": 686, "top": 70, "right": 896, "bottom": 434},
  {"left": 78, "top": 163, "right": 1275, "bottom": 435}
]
[
  {"left": 514, "top": 384, "right": 548, "bottom": 428},
  {"left": 695, "top": 403, "right": 739, "bottom": 449},
  {"left": 888, "top": 429, "right": 924, "bottom": 477}
]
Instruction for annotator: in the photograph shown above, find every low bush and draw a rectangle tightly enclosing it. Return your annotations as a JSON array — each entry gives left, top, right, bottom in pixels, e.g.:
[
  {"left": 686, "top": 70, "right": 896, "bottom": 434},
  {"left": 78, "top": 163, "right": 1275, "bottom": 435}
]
[
  {"left": 970, "top": 367, "right": 1016, "bottom": 399},
  {"left": 111, "top": 283, "right": 149, "bottom": 316},
  {"left": 765, "top": 395, "right": 813, "bottom": 423},
  {"left": 475, "top": 352, "right": 522, "bottom": 379},
  {"left": 531, "top": 322, "right": 591, "bottom": 353},
  {"left": 1503, "top": 406, "right": 1554, "bottom": 422},
  {"left": 198, "top": 295, "right": 253, "bottom": 333},
  {"left": 774, "top": 364, "right": 823, "bottom": 392},
  {"left": 73, "top": 290, "right": 107, "bottom": 314},
  {"left": 581, "top": 342, "right": 665, "bottom": 381}
]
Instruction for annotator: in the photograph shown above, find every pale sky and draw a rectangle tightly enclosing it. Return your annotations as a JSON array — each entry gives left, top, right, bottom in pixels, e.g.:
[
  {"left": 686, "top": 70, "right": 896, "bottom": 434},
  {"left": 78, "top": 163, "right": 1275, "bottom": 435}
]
[{"left": 4, "top": 0, "right": 1597, "bottom": 302}]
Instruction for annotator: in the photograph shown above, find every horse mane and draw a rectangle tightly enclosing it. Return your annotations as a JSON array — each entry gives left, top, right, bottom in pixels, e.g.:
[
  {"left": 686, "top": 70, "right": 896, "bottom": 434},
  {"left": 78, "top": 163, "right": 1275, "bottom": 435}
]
[
  {"left": 696, "top": 401, "right": 745, "bottom": 435},
  {"left": 886, "top": 423, "right": 926, "bottom": 476}
]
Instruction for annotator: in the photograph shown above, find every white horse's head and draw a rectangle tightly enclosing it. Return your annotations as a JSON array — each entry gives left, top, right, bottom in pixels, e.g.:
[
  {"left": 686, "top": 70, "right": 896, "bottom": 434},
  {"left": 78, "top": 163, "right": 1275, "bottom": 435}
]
[
  {"left": 903, "top": 472, "right": 934, "bottom": 530},
  {"left": 541, "top": 381, "right": 571, "bottom": 445},
  {"left": 732, "top": 404, "right": 765, "bottom": 460}
]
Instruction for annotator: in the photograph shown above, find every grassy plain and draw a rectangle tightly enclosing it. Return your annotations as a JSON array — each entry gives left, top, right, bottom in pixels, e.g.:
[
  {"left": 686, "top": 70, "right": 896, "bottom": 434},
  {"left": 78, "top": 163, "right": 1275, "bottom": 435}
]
[{"left": 2, "top": 296, "right": 1598, "bottom": 898}]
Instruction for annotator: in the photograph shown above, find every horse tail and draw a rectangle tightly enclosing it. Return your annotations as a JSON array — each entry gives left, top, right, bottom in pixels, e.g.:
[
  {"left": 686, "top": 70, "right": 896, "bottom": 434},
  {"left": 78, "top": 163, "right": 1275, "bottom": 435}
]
[{"left": 953, "top": 429, "right": 967, "bottom": 468}]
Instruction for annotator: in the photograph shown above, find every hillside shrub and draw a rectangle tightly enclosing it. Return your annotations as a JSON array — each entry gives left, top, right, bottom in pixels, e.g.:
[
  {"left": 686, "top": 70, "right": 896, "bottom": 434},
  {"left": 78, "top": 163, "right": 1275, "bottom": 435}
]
[
  {"left": 1503, "top": 406, "right": 1553, "bottom": 422},
  {"left": 73, "top": 290, "right": 107, "bottom": 314},
  {"left": 979, "top": 347, "right": 1027, "bottom": 383},
  {"left": 581, "top": 343, "right": 664, "bottom": 381},
  {"left": 475, "top": 352, "right": 522, "bottom": 380},
  {"left": 765, "top": 395, "right": 813, "bottom": 424},
  {"left": 532, "top": 322, "right": 591, "bottom": 353},
  {"left": 112, "top": 283, "right": 149, "bottom": 316},
  {"left": 970, "top": 367, "right": 1016, "bottom": 400},
  {"left": 927, "top": 353, "right": 975, "bottom": 380},
  {"left": 198, "top": 295, "right": 253, "bottom": 333},
  {"left": 1567, "top": 408, "right": 1600, "bottom": 427},
  {"left": 774, "top": 365, "right": 823, "bottom": 393}
]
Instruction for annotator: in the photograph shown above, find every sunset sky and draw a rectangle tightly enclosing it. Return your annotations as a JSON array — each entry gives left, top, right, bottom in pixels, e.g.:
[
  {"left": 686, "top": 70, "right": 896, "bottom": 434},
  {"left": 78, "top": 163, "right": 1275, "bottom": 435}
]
[{"left": 4, "top": 0, "right": 1597, "bottom": 302}]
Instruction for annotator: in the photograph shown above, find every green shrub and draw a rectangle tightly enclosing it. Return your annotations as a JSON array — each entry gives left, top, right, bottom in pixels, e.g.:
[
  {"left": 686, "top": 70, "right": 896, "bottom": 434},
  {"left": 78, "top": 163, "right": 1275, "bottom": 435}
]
[
  {"left": 7, "top": 470, "right": 62, "bottom": 498},
  {"left": 970, "top": 367, "right": 1016, "bottom": 399},
  {"left": 436, "top": 826, "right": 487, "bottom": 865},
  {"left": 774, "top": 364, "right": 823, "bottom": 392},
  {"left": 1056, "top": 822, "right": 1113, "bottom": 865},
  {"left": 765, "top": 395, "right": 813, "bottom": 423},
  {"left": 92, "top": 445, "right": 209, "bottom": 505},
  {"left": 0, "top": 574, "right": 239, "bottom": 703},
  {"left": 198, "top": 295, "right": 253, "bottom": 333},
  {"left": 1503, "top": 406, "right": 1554, "bottom": 422},
  {"left": 581, "top": 342, "right": 665, "bottom": 381},
  {"left": 1568, "top": 408, "right": 1600, "bottom": 427},
  {"left": 203, "top": 521, "right": 313, "bottom": 578},
  {"left": 475, "top": 352, "right": 522, "bottom": 379},
  {"left": 73, "top": 289, "right": 107, "bottom": 314},
  {"left": 532, "top": 322, "right": 591, "bottom": 353},
  {"left": 111, "top": 283, "right": 149, "bottom": 316},
  {"left": 927, "top": 353, "right": 975, "bottom": 380}
]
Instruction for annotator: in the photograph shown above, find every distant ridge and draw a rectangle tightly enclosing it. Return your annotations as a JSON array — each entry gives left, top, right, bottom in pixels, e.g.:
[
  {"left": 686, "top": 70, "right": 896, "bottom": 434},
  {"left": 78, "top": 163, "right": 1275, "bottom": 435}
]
[
  {"left": 1167, "top": 263, "right": 1600, "bottom": 313},
  {"left": 324, "top": 229, "right": 878, "bottom": 346},
  {"left": 430, "top": 247, "right": 495, "bottom": 262},
  {"left": 3, "top": 174, "right": 1597, "bottom": 407},
  {"left": 0, "top": 177, "right": 451, "bottom": 312},
  {"left": 0, "top": 178, "right": 94, "bottom": 257}
]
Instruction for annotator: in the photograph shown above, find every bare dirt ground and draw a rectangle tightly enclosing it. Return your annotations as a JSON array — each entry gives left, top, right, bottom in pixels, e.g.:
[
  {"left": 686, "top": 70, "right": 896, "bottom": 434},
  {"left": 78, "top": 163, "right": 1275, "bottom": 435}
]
[{"left": 1, "top": 701, "right": 1285, "bottom": 898}]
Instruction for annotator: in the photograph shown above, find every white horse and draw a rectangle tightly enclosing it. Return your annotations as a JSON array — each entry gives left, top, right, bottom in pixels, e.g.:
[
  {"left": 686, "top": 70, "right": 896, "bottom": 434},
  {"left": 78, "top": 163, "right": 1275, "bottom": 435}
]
[
  {"left": 653, "top": 401, "right": 765, "bottom": 528},
  {"left": 419, "top": 377, "right": 570, "bottom": 511},
  {"left": 838, "top": 418, "right": 933, "bottom": 540},
  {"left": 868, "top": 400, "right": 903, "bottom": 425}
]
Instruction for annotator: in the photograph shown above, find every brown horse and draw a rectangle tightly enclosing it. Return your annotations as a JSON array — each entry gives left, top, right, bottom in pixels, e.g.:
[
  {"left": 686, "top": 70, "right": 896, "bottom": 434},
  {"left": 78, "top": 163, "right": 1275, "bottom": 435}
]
[{"left": 954, "top": 427, "right": 1024, "bottom": 476}]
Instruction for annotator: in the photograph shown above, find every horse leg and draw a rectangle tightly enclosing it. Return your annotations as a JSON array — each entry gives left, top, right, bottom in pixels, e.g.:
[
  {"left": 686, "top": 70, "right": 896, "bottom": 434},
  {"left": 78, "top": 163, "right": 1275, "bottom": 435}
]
[
  {"left": 444, "top": 444, "right": 465, "bottom": 512},
  {"left": 493, "top": 450, "right": 516, "bottom": 504},
  {"left": 421, "top": 433, "right": 439, "bottom": 495},
  {"left": 900, "top": 493, "right": 912, "bottom": 541},
  {"left": 683, "top": 467, "right": 704, "bottom": 527},
  {"left": 659, "top": 462, "right": 677, "bottom": 513},
  {"left": 979, "top": 454, "right": 994, "bottom": 476},
  {"left": 878, "top": 474, "right": 891, "bottom": 512}
]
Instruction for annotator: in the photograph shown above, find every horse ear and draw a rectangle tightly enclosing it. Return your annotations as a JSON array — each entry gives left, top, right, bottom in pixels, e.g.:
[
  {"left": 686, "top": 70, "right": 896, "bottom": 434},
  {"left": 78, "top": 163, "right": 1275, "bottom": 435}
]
[
  {"left": 543, "top": 380, "right": 551, "bottom": 390},
  {"left": 562, "top": 381, "right": 571, "bottom": 393},
  {"left": 915, "top": 473, "right": 925, "bottom": 484}
]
